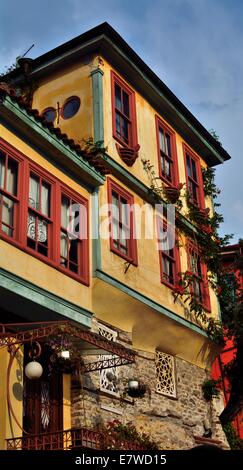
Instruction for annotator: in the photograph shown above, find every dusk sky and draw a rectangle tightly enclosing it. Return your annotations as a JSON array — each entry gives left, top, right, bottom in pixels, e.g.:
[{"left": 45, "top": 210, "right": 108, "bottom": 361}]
[{"left": 1, "top": 0, "right": 242, "bottom": 242}]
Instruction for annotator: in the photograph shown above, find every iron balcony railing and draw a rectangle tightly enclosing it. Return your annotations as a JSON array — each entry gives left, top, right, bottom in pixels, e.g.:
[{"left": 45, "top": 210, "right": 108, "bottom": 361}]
[
  {"left": 6, "top": 427, "right": 144, "bottom": 450},
  {"left": 6, "top": 427, "right": 102, "bottom": 450}
]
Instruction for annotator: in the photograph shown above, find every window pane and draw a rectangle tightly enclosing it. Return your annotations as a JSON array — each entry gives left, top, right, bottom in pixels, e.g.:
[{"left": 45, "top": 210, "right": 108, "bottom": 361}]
[
  {"left": 62, "top": 97, "right": 80, "bottom": 119},
  {"left": 42, "top": 108, "right": 56, "bottom": 123},
  {"left": 112, "top": 192, "right": 119, "bottom": 221},
  {"left": 165, "top": 134, "right": 171, "bottom": 158},
  {"left": 123, "top": 91, "right": 130, "bottom": 117},
  {"left": 159, "top": 129, "right": 165, "bottom": 154},
  {"left": 121, "top": 199, "right": 129, "bottom": 226},
  {"left": 162, "top": 156, "right": 171, "bottom": 179},
  {"left": 115, "top": 112, "right": 121, "bottom": 136},
  {"left": 191, "top": 159, "right": 197, "bottom": 181},
  {"left": 29, "top": 174, "right": 40, "bottom": 210},
  {"left": 60, "top": 230, "right": 68, "bottom": 263},
  {"left": 162, "top": 256, "right": 174, "bottom": 283},
  {"left": 1, "top": 196, "right": 14, "bottom": 237},
  {"left": 69, "top": 239, "right": 78, "bottom": 267},
  {"left": 61, "top": 195, "right": 70, "bottom": 228},
  {"left": 186, "top": 154, "right": 191, "bottom": 178},
  {"left": 115, "top": 84, "right": 122, "bottom": 110},
  {"left": 6, "top": 158, "right": 18, "bottom": 195},
  {"left": 41, "top": 181, "right": 51, "bottom": 217},
  {"left": 121, "top": 117, "right": 129, "bottom": 141},
  {"left": 0, "top": 151, "right": 6, "bottom": 189}
]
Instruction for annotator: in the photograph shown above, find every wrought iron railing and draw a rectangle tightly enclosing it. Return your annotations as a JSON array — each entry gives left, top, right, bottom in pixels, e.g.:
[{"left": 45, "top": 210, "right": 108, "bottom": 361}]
[
  {"left": 6, "top": 427, "right": 102, "bottom": 450},
  {"left": 6, "top": 427, "right": 145, "bottom": 450}
]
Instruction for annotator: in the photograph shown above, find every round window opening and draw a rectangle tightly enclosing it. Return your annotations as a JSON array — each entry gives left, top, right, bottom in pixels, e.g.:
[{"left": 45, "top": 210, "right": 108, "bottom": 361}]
[
  {"left": 62, "top": 96, "right": 81, "bottom": 119},
  {"left": 42, "top": 107, "right": 56, "bottom": 123}
]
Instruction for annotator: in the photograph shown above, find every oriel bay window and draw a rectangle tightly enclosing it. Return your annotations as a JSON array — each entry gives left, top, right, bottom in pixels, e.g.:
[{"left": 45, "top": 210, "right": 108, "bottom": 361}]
[
  {"left": 0, "top": 139, "right": 89, "bottom": 285},
  {"left": 0, "top": 148, "right": 20, "bottom": 239},
  {"left": 108, "top": 179, "right": 137, "bottom": 265},
  {"left": 156, "top": 117, "right": 178, "bottom": 186},
  {"left": 111, "top": 71, "right": 137, "bottom": 148}
]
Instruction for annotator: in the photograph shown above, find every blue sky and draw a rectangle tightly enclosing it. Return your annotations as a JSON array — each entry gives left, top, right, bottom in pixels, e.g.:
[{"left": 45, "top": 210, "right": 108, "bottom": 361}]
[{"left": 1, "top": 0, "right": 242, "bottom": 242}]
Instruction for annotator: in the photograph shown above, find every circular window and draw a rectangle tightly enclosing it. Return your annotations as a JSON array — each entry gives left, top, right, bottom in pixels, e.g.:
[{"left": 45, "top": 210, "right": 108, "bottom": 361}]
[
  {"left": 62, "top": 96, "right": 80, "bottom": 119},
  {"left": 42, "top": 107, "right": 56, "bottom": 123}
]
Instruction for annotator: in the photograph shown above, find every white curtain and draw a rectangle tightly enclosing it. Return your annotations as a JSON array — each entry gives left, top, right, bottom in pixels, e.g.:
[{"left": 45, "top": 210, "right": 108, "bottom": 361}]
[
  {"left": 41, "top": 182, "right": 50, "bottom": 216},
  {"left": 6, "top": 159, "right": 17, "bottom": 195},
  {"left": 29, "top": 174, "right": 39, "bottom": 209}
]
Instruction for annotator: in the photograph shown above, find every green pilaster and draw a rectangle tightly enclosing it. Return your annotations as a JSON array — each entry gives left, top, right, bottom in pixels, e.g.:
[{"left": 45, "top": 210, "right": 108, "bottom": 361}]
[
  {"left": 92, "top": 187, "right": 102, "bottom": 275},
  {"left": 91, "top": 68, "right": 104, "bottom": 144}
]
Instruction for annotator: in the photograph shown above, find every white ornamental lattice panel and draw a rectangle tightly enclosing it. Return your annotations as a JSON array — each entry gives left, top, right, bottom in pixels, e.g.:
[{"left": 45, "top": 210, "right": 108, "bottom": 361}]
[
  {"left": 98, "top": 325, "right": 119, "bottom": 395},
  {"left": 155, "top": 351, "right": 177, "bottom": 398}
]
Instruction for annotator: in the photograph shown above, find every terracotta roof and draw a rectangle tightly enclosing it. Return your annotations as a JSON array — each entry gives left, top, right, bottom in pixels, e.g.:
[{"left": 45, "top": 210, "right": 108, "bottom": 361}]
[{"left": 0, "top": 82, "right": 109, "bottom": 177}]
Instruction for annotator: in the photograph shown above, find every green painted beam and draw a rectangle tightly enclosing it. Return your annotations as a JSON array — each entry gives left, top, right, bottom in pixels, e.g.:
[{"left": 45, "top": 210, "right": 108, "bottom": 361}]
[
  {"left": 0, "top": 95, "right": 105, "bottom": 187},
  {"left": 91, "top": 68, "right": 104, "bottom": 144},
  {"left": 92, "top": 187, "right": 102, "bottom": 274},
  {"left": 0, "top": 268, "right": 93, "bottom": 327},
  {"left": 96, "top": 269, "right": 208, "bottom": 338}
]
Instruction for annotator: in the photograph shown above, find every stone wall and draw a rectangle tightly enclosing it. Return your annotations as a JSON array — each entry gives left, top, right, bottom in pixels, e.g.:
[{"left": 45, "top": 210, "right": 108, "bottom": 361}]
[{"left": 71, "top": 320, "right": 229, "bottom": 450}]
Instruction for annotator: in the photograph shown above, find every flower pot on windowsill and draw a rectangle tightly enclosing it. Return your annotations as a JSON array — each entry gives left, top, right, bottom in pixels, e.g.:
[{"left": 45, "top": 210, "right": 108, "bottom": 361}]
[
  {"left": 163, "top": 183, "right": 183, "bottom": 203},
  {"left": 116, "top": 143, "right": 140, "bottom": 166}
]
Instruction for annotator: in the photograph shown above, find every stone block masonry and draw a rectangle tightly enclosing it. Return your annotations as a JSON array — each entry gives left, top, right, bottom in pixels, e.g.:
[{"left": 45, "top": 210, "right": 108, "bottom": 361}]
[{"left": 71, "top": 320, "right": 229, "bottom": 450}]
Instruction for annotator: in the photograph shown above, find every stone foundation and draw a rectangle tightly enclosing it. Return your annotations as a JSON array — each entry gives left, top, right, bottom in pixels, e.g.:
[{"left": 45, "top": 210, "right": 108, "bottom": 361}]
[{"left": 71, "top": 321, "right": 229, "bottom": 450}]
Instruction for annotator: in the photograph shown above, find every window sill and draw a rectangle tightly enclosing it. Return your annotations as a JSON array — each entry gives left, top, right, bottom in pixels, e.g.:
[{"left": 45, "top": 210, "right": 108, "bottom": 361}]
[
  {"left": 110, "top": 246, "right": 138, "bottom": 267},
  {"left": 0, "top": 232, "right": 89, "bottom": 287}
]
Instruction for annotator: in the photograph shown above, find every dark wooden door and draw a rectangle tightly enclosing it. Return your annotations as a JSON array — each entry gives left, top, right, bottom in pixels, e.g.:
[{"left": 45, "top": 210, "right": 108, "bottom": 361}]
[{"left": 23, "top": 345, "right": 63, "bottom": 436}]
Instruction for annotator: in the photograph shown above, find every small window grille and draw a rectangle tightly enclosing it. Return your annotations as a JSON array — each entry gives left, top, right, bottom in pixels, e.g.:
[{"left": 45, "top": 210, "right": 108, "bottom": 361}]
[{"left": 155, "top": 351, "right": 177, "bottom": 398}]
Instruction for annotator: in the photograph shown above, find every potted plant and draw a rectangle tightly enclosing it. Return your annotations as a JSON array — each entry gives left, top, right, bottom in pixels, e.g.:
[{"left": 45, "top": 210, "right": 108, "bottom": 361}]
[{"left": 163, "top": 183, "right": 184, "bottom": 204}]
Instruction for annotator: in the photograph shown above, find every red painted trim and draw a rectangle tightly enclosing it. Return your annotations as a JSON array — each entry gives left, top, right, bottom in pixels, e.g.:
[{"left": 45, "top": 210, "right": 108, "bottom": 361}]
[
  {"left": 187, "top": 240, "right": 211, "bottom": 312},
  {"left": 111, "top": 71, "right": 138, "bottom": 149},
  {"left": 157, "top": 216, "right": 181, "bottom": 290},
  {"left": 0, "top": 138, "right": 89, "bottom": 286},
  {"left": 182, "top": 143, "right": 205, "bottom": 209},
  {"left": 155, "top": 115, "right": 179, "bottom": 188},
  {"left": 107, "top": 177, "right": 138, "bottom": 266}
]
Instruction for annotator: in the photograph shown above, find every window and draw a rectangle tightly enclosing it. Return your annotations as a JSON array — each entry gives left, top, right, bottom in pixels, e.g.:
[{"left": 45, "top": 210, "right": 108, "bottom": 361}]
[
  {"left": 108, "top": 178, "right": 137, "bottom": 264},
  {"left": 155, "top": 351, "right": 177, "bottom": 398},
  {"left": 184, "top": 145, "right": 204, "bottom": 207},
  {"left": 156, "top": 117, "right": 178, "bottom": 186},
  {"left": 188, "top": 243, "right": 211, "bottom": 311},
  {"left": 61, "top": 96, "right": 80, "bottom": 120},
  {"left": 111, "top": 71, "right": 137, "bottom": 148},
  {"left": 0, "top": 138, "right": 89, "bottom": 285},
  {"left": 27, "top": 172, "right": 52, "bottom": 258},
  {"left": 0, "top": 147, "right": 20, "bottom": 239},
  {"left": 60, "top": 192, "right": 87, "bottom": 278},
  {"left": 98, "top": 324, "right": 119, "bottom": 395},
  {"left": 157, "top": 217, "right": 180, "bottom": 288},
  {"left": 42, "top": 107, "right": 56, "bottom": 123}
]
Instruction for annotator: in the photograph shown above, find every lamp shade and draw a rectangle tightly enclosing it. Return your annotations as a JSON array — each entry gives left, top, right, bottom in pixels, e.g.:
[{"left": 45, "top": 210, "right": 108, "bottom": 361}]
[
  {"left": 128, "top": 379, "right": 139, "bottom": 390},
  {"left": 25, "top": 361, "right": 43, "bottom": 380}
]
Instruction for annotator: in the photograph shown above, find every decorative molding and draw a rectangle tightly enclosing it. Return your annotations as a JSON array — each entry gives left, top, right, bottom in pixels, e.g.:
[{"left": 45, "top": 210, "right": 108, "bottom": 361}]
[{"left": 91, "top": 68, "right": 104, "bottom": 144}]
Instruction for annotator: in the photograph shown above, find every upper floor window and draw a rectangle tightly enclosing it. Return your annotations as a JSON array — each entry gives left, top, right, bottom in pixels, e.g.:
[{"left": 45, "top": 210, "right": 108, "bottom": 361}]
[
  {"left": 184, "top": 145, "right": 205, "bottom": 207},
  {"left": 60, "top": 191, "right": 87, "bottom": 278},
  {"left": 111, "top": 72, "right": 137, "bottom": 148},
  {"left": 187, "top": 242, "right": 211, "bottom": 311},
  {"left": 107, "top": 178, "right": 137, "bottom": 265},
  {"left": 27, "top": 172, "right": 52, "bottom": 258},
  {"left": 156, "top": 117, "right": 178, "bottom": 186},
  {"left": 157, "top": 217, "right": 180, "bottom": 288},
  {"left": 61, "top": 96, "right": 80, "bottom": 120},
  {"left": 0, "top": 138, "right": 89, "bottom": 285},
  {"left": 0, "top": 148, "right": 20, "bottom": 239},
  {"left": 42, "top": 107, "right": 56, "bottom": 123}
]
